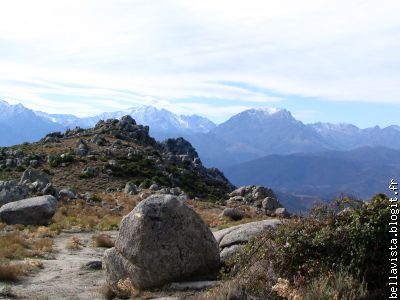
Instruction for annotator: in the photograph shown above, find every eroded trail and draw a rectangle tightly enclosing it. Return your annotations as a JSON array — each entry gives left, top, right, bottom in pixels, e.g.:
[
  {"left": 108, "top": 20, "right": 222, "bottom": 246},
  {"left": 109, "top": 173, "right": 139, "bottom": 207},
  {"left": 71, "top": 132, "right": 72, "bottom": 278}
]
[
  {"left": 8, "top": 231, "right": 203, "bottom": 300},
  {"left": 11, "top": 231, "right": 118, "bottom": 300}
]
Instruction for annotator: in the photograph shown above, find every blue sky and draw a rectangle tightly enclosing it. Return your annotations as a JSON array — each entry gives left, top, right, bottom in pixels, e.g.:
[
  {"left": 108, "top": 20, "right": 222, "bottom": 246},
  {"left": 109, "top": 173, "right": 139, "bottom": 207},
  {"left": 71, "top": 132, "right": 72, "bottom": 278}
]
[{"left": 0, "top": 0, "right": 399, "bottom": 127}]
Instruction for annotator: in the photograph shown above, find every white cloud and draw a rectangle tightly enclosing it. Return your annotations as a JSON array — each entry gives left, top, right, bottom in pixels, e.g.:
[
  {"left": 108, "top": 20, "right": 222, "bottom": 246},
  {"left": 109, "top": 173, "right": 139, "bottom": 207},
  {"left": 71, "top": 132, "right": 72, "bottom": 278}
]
[{"left": 0, "top": 0, "right": 399, "bottom": 120}]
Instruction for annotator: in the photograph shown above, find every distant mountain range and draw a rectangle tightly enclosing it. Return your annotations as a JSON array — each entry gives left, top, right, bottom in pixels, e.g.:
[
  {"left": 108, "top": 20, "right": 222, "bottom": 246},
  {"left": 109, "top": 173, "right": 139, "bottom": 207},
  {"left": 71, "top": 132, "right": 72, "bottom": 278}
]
[
  {"left": 224, "top": 146, "right": 400, "bottom": 211},
  {"left": 0, "top": 100, "right": 64, "bottom": 146},
  {"left": 186, "top": 108, "right": 400, "bottom": 168},
  {"left": 1, "top": 99, "right": 399, "bottom": 209},
  {"left": 36, "top": 105, "right": 216, "bottom": 140},
  {"left": 0, "top": 100, "right": 216, "bottom": 146}
]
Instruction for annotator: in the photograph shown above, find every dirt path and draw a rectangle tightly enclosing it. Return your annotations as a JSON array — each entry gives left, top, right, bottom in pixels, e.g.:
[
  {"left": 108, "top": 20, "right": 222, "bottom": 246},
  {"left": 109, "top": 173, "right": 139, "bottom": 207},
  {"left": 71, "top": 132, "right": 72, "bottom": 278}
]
[
  {"left": 10, "top": 231, "right": 118, "bottom": 300},
  {"left": 7, "top": 231, "right": 207, "bottom": 300}
]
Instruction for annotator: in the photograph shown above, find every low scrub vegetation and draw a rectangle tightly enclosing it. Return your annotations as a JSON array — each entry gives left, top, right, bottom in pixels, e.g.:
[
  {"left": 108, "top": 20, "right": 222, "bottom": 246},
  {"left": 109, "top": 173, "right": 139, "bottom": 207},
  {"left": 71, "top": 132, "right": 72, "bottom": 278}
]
[
  {"left": 202, "top": 194, "right": 389, "bottom": 299},
  {"left": 92, "top": 234, "right": 115, "bottom": 248},
  {"left": 0, "top": 230, "right": 54, "bottom": 260}
]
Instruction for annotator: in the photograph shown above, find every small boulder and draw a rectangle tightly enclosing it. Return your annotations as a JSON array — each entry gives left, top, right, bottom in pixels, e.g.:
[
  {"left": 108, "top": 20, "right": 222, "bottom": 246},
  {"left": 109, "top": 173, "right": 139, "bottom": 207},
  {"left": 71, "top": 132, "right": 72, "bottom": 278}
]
[
  {"left": 81, "top": 167, "right": 97, "bottom": 178},
  {"left": 59, "top": 188, "right": 77, "bottom": 201},
  {"left": 75, "top": 139, "right": 89, "bottom": 156},
  {"left": 124, "top": 182, "right": 138, "bottom": 195},
  {"left": 274, "top": 207, "right": 290, "bottom": 218},
  {"left": 149, "top": 183, "right": 159, "bottom": 191},
  {"left": 0, "top": 180, "right": 29, "bottom": 206},
  {"left": 221, "top": 208, "right": 247, "bottom": 221},
  {"left": 0, "top": 195, "right": 57, "bottom": 225},
  {"left": 103, "top": 194, "right": 220, "bottom": 290},
  {"left": 262, "top": 197, "right": 280, "bottom": 211},
  {"left": 20, "top": 168, "right": 50, "bottom": 186}
]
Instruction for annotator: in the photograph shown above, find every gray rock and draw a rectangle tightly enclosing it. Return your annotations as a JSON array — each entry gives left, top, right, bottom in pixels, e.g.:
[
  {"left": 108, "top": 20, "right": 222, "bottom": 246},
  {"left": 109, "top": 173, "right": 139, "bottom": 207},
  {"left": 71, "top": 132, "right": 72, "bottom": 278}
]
[
  {"left": 274, "top": 207, "right": 290, "bottom": 218},
  {"left": 0, "top": 180, "right": 29, "bottom": 206},
  {"left": 29, "top": 160, "right": 39, "bottom": 167},
  {"left": 82, "top": 260, "right": 102, "bottom": 271},
  {"left": 81, "top": 167, "right": 97, "bottom": 178},
  {"left": 59, "top": 188, "right": 77, "bottom": 200},
  {"left": 221, "top": 208, "right": 247, "bottom": 221},
  {"left": 104, "top": 194, "right": 220, "bottom": 290},
  {"left": 0, "top": 195, "right": 58, "bottom": 225},
  {"left": 5, "top": 158, "right": 15, "bottom": 167},
  {"left": 167, "top": 280, "right": 219, "bottom": 291},
  {"left": 149, "top": 183, "right": 159, "bottom": 191},
  {"left": 170, "top": 187, "right": 182, "bottom": 196},
  {"left": 75, "top": 139, "right": 89, "bottom": 156},
  {"left": 262, "top": 197, "right": 280, "bottom": 211},
  {"left": 214, "top": 219, "right": 281, "bottom": 249},
  {"left": 220, "top": 244, "right": 244, "bottom": 263},
  {"left": 19, "top": 168, "right": 50, "bottom": 186},
  {"left": 124, "top": 182, "right": 137, "bottom": 195}
]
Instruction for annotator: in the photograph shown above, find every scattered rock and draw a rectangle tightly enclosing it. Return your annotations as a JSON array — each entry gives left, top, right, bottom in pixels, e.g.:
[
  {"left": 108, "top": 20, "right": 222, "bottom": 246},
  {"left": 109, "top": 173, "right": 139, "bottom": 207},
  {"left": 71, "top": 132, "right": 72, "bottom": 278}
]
[
  {"left": 221, "top": 207, "right": 247, "bottom": 221},
  {"left": 0, "top": 195, "right": 58, "bottom": 225},
  {"left": 59, "top": 188, "right": 77, "bottom": 201},
  {"left": 103, "top": 194, "right": 220, "bottom": 290},
  {"left": 149, "top": 183, "right": 159, "bottom": 191},
  {"left": 220, "top": 244, "right": 244, "bottom": 263},
  {"left": 213, "top": 219, "right": 281, "bottom": 263},
  {"left": 20, "top": 168, "right": 50, "bottom": 186},
  {"left": 82, "top": 261, "right": 102, "bottom": 271},
  {"left": 262, "top": 197, "right": 280, "bottom": 211},
  {"left": 75, "top": 139, "right": 89, "bottom": 156},
  {"left": 167, "top": 280, "right": 220, "bottom": 291},
  {"left": 81, "top": 167, "right": 97, "bottom": 178},
  {"left": 0, "top": 180, "right": 29, "bottom": 206},
  {"left": 228, "top": 185, "right": 288, "bottom": 217},
  {"left": 124, "top": 182, "right": 138, "bottom": 195},
  {"left": 274, "top": 207, "right": 290, "bottom": 217}
]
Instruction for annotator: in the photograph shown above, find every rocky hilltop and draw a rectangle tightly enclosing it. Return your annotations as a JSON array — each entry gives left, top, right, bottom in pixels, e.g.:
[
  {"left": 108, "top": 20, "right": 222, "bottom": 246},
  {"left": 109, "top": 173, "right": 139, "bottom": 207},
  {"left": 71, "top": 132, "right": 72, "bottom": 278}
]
[{"left": 0, "top": 115, "right": 234, "bottom": 203}]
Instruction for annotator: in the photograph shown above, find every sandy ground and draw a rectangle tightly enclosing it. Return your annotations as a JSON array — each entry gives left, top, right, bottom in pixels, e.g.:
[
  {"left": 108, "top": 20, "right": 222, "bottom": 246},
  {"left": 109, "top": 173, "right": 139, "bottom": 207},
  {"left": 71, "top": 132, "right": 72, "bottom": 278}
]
[
  {"left": 9, "top": 231, "right": 117, "bottom": 300},
  {"left": 5, "top": 231, "right": 211, "bottom": 300}
]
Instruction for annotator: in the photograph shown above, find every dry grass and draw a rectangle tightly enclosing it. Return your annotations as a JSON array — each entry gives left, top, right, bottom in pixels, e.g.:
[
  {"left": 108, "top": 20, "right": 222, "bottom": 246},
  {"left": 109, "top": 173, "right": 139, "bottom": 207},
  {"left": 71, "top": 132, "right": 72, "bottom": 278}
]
[
  {"left": 51, "top": 192, "right": 140, "bottom": 232},
  {"left": 0, "top": 262, "right": 27, "bottom": 281},
  {"left": 0, "top": 260, "right": 43, "bottom": 282},
  {"left": 0, "top": 231, "right": 54, "bottom": 260},
  {"left": 66, "top": 236, "right": 84, "bottom": 250},
  {"left": 98, "top": 283, "right": 116, "bottom": 300},
  {"left": 92, "top": 234, "right": 115, "bottom": 248},
  {"left": 186, "top": 200, "right": 271, "bottom": 229}
]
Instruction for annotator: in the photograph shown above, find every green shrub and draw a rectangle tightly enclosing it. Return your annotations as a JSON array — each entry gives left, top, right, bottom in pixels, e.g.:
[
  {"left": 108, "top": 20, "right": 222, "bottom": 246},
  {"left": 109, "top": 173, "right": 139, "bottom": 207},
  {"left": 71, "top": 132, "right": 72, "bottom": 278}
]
[
  {"left": 221, "top": 194, "right": 390, "bottom": 299},
  {"left": 48, "top": 152, "right": 75, "bottom": 167}
]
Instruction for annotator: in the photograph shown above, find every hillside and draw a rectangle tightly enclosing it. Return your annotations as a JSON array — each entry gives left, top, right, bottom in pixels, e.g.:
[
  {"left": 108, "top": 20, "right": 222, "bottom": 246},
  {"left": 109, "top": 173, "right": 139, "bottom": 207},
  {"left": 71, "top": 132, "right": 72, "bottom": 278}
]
[
  {"left": 0, "top": 115, "right": 233, "bottom": 201},
  {"left": 224, "top": 146, "right": 400, "bottom": 209}
]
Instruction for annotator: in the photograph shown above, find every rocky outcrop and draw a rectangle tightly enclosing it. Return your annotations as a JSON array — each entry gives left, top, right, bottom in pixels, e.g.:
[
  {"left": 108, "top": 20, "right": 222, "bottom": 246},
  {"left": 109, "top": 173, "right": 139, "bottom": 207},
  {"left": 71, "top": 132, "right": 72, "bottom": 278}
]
[
  {"left": 213, "top": 219, "right": 281, "bottom": 263},
  {"left": 0, "top": 195, "right": 58, "bottom": 225},
  {"left": 0, "top": 180, "right": 29, "bottom": 206},
  {"left": 103, "top": 195, "right": 220, "bottom": 291},
  {"left": 19, "top": 168, "right": 58, "bottom": 197},
  {"left": 227, "top": 185, "right": 288, "bottom": 216},
  {"left": 161, "top": 137, "right": 199, "bottom": 161}
]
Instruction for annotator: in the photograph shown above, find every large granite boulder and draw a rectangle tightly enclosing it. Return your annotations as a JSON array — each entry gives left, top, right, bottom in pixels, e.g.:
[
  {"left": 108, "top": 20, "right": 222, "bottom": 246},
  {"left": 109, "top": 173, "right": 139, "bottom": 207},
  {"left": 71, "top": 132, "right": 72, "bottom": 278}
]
[
  {"left": 0, "top": 195, "right": 58, "bottom": 225},
  {"left": 0, "top": 180, "right": 29, "bottom": 206},
  {"left": 213, "top": 219, "right": 281, "bottom": 263},
  {"left": 103, "top": 194, "right": 220, "bottom": 291}
]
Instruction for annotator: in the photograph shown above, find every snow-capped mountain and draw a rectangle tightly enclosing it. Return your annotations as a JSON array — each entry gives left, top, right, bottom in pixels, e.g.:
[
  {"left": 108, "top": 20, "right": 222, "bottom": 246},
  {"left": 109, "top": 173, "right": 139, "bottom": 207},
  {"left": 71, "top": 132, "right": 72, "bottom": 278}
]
[
  {"left": 37, "top": 105, "right": 216, "bottom": 139},
  {"left": 186, "top": 107, "right": 331, "bottom": 167},
  {"left": 0, "top": 100, "right": 63, "bottom": 146},
  {"left": 308, "top": 122, "right": 400, "bottom": 150}
]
